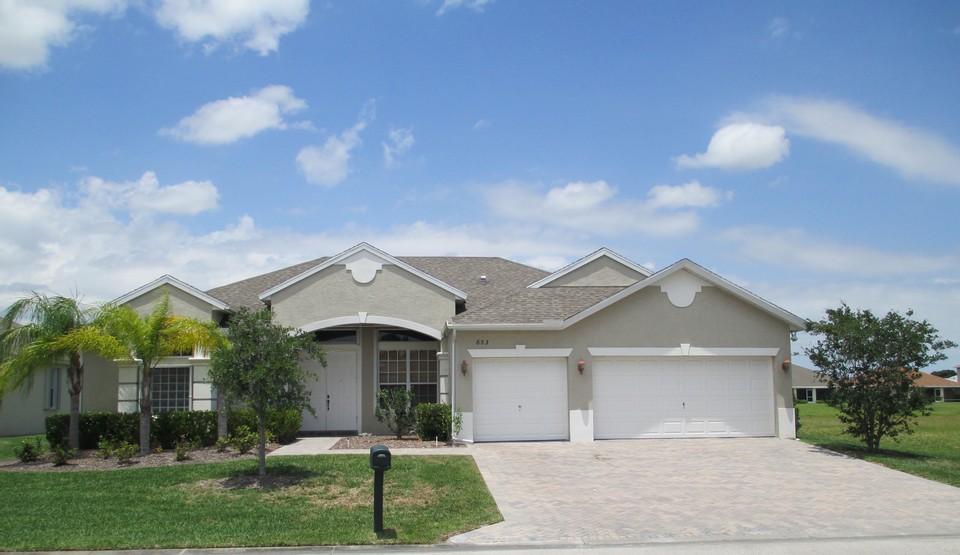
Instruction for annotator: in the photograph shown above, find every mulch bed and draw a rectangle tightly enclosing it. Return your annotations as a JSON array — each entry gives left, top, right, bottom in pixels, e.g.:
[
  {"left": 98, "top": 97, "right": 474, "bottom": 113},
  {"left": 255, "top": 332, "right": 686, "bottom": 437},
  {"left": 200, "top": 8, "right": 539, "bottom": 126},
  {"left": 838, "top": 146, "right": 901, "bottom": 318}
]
[
  {"left": 331, "top": 435, "right": 465, "bottom": 450},
  {"left": 0, "top": 445, "right": 275, "bottom": 472}
]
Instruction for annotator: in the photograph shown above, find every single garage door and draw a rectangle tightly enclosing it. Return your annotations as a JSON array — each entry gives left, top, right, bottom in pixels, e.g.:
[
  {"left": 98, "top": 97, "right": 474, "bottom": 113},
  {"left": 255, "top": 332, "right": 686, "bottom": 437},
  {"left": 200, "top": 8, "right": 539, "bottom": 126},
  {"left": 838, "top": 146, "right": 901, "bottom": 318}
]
[
  {"left": 473, "top": 358, "right": 568, "bottom": 441},
  {"left": 593, "top": 358, "right": 774, "bottom": 439}
]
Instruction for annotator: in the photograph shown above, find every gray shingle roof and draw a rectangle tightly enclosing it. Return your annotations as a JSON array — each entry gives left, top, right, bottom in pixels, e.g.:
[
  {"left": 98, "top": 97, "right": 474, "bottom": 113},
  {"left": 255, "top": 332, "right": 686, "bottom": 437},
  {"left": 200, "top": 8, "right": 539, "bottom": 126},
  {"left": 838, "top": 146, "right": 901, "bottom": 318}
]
[
  {"left": 203, "top": 255, "right": 550, "bottom": 315},
  {"left": 451, "top": 286, "right": 626, "bottom": 324}
]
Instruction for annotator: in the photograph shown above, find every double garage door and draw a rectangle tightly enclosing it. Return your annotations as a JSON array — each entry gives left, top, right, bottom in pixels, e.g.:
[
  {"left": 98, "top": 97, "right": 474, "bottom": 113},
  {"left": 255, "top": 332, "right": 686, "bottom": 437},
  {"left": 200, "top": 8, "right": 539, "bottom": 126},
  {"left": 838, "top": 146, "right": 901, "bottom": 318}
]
[
  {"left": 594, "top": 358, "right": 775, "bottom": 438},
  {"left": 471, "top": 356, "right": 774, "bottom": 441}
]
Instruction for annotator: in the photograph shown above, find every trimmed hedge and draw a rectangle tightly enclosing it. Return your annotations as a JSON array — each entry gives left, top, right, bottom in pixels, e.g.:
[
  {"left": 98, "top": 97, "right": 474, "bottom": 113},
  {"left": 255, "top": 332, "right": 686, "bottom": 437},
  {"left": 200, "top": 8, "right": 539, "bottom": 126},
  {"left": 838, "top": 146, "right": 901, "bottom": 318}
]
[
  {"left": 46, "top": 408, "right": 303, "bottom": 449},
  {"left": 416, "top": 403, "right": 451, "bottom": 442}
]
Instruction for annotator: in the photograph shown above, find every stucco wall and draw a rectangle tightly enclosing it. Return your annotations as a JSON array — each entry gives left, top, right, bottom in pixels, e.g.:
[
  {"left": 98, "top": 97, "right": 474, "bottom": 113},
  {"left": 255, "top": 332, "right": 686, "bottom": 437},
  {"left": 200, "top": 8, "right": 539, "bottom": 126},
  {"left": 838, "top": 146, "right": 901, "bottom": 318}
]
[
  {"left": 0, "top": 368, "right": 70, "bottom": 437},
  {"left": 124, "top": 286, "right": 215, "bottom": 321},
  {"left": 453, "top": 284, "right": 793, "bottom": 429},
  {"left": 270, "top": 264, "right": 456, "bottom": 333},
  {"left": 547, "top": 257, "right": 647, "bottom": 287}
]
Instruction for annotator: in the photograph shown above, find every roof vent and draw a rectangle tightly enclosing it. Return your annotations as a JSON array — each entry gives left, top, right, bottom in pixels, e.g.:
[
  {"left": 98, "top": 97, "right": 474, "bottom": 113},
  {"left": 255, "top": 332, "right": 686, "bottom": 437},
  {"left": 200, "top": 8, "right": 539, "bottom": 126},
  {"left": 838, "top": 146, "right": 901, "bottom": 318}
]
[{"left": 479, "top": 275, "right": 487, "bottom": 284}]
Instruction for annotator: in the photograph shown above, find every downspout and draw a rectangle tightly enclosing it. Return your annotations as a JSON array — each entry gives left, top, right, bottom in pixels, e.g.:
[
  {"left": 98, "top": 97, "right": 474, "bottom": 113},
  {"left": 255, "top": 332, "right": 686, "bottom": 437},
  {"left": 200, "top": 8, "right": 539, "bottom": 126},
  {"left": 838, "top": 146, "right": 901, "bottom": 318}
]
[{"left": 449, "top": 324, "right": 457, "bottom": 441}]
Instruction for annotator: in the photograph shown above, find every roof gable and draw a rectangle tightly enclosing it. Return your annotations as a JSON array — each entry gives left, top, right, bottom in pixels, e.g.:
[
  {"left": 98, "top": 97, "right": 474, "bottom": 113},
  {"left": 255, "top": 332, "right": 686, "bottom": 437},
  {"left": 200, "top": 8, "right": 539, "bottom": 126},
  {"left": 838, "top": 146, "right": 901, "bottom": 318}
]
[
  {"left": 258, "top": 243, "right": 468, "bottom": 302},
  {"left": 113, "top": 275, "right": 230, "bottom": 312},
  {"left": 529, "top": 248, "right": 652, "bottom": 288}
]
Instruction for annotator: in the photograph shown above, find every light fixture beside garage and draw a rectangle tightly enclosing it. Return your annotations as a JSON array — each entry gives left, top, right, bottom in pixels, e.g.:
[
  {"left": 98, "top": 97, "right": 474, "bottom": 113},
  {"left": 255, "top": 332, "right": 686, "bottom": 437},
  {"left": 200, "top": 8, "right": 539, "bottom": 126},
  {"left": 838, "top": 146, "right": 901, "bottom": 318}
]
[
  {"left": 578, "top": 359, "right": 586, "bottom": 374},
  {"left": 460, "top": 360, "right": 469, "bottom": 376},
  {"left": 781, "top": 359, "right": 792, "bottom": 372}
]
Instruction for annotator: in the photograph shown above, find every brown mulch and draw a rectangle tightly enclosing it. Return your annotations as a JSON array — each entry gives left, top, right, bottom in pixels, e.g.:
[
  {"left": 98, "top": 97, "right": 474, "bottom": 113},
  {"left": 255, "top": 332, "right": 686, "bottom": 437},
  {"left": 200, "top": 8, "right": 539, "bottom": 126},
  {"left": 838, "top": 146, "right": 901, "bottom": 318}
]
[
  {"left": 0, "top": 445, "right": 276, "bottom": 472},
  {"left": 331, "top": 434, "right": 466, "bottom": 450}
]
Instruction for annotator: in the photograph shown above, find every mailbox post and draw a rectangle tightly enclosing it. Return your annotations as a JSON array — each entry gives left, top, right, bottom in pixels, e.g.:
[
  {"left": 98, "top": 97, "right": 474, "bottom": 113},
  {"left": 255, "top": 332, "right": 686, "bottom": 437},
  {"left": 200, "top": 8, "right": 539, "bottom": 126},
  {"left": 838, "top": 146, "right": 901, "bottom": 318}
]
[{"left": 369, "top": 444, "right": 391, "bottom": 534}]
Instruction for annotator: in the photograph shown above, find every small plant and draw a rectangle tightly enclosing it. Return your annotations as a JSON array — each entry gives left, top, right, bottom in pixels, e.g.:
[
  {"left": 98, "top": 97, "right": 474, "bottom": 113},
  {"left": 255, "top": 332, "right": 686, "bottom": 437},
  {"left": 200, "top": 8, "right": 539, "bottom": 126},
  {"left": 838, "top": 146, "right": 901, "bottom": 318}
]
[
  {"left": 52, "top": 445, "right": 77, "bottom": 466},
  {"left": 452, "top": 406, "right": 464, "bottom": 439},
  {"left": 113, "top": 441, "right": 138, "bottom": 465},
  {"left": 153, "top": 445, "right": 164, "bottom": 454},
  {"left": 174, "top": 435, "right": 195, "bottom": 462},
  {"left": 14, "top": 436, "right": 44, "bottom": 463},
  {"left": 230, "top": 426, "right": 257, "bottom": 454},
  {"left": 375, "top": 388, "right": 416, "bottom": 439},
  {"left": 215, "top": 437, "right": 231, "bottom": 453},
  {"left": 95, "top": 437, "right": 117, "bottom": 459}
]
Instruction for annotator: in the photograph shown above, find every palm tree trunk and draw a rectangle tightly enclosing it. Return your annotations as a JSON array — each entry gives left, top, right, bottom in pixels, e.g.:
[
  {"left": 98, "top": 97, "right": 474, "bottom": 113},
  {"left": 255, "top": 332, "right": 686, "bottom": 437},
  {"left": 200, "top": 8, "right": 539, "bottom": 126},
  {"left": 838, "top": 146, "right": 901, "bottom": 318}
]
[
  {"left": 139, "top": 365, "right": 152, "bottom": 455},
  {"left": 67, "top": 359, "right": 83, "bottom": 449},
  {"left": 257, "top": 411, "right": 267, "bottom": 476}
]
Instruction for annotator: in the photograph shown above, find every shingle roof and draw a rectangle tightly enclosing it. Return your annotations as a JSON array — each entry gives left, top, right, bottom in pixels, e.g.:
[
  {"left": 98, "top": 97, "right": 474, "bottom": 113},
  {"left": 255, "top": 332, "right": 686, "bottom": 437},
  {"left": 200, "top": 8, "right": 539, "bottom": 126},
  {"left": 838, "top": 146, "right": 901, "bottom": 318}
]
[
  {"left": 915, "top": 372, "right": 960, "bottom": 388},
  {"left": 204, "top": 255, "right": 549, "bottom": 314},
  {"left": 451, "top": 286, "right": 626, "bottom": 324}
]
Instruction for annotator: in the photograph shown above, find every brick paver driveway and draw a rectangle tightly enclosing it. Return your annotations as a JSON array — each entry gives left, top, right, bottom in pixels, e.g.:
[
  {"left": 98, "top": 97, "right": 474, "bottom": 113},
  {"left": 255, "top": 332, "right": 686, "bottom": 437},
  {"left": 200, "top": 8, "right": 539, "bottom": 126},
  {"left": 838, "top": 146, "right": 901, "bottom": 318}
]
[{"left": 448, "top": 439, "right": 960, "bottom": 546}]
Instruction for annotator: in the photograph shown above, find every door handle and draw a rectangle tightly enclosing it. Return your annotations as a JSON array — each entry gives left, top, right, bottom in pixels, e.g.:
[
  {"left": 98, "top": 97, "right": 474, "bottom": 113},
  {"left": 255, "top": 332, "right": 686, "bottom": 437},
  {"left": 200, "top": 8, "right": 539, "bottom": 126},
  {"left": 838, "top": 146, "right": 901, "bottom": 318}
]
[{"left": 682, "top": 402, "right": 685, "bottom": 409}]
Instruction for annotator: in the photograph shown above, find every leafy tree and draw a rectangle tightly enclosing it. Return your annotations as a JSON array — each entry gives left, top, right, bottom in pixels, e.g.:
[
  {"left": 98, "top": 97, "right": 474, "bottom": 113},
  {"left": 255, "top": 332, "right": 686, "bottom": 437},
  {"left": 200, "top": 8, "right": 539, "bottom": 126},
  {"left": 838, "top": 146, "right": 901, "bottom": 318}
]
[
  {"left": 805, "top": 303, "right": 957, "bottom": 452},
  {"left": 209, "top": 308, "right": 324, "bottom": 476},
  {"left": 1, "top": 292, "right": 124, "bottom": 449},
  {"left": 931, "top": 369, "right": 957, "bottom": 379},
  {"left": 99, "top": 290, "right": 226, "bottom": 455}
]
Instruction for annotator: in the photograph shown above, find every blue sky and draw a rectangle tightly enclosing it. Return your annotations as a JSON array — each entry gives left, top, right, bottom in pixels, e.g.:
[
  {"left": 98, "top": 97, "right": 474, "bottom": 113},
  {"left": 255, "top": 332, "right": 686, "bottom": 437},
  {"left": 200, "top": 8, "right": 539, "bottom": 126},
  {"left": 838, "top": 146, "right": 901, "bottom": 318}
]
[{"left": 1, "top": 0, "right": 959, "bottom": 371}]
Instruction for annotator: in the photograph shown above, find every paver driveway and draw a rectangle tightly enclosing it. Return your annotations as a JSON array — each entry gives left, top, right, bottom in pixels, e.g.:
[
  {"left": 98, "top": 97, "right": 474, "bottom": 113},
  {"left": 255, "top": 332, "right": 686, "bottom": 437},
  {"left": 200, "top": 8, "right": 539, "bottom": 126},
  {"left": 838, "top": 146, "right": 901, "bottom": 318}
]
[{"left": 448, "top": 438, "right": 960, "bottom": 546}]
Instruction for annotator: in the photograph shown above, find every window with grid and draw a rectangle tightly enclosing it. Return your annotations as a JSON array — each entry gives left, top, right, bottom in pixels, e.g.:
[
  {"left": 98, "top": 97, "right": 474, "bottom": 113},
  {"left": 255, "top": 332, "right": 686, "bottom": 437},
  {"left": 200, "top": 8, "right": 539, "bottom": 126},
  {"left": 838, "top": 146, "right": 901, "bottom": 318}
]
[
  {"left": 152, "top": 367, "right": 190, "bottom": 413},
  {"left": 378, "top": 343, "right": 438, "bottom": 406}
]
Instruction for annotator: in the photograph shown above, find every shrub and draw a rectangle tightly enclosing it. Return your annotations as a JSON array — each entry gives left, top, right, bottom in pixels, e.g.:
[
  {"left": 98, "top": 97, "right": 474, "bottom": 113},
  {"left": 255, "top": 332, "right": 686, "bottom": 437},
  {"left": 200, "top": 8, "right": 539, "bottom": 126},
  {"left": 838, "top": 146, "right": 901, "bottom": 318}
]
[
  {"left": 46, "top": 412, "right": 139, "bottom": 449},
  {"left": 215, "top": 437, "right": 231, "bottom": 453},
  {"left": 113, "top": 442, "right": 138, "bottom": 465},
  {"left": 227, "top": 408, "right": 302, "bottom": 444},
  {"left": 231, "top": 426, "right": 258, "bottom": 454},
  {"left": 14, "top": 436, "right": 44, "bottom": 463},
  {"left": 375, "top": 388, "right": 416, "bottom": 439},
  {"left": 174, "top": 435, "right": 196, "bottom": 462},
  {"left": 52, "top": 446, "right": 77, "bottom": 466},
  {"left": 416, "top": 403, "right": 451, "bottom": 442},
  {"left": 153, "top": 411, "right": 217, "bottom": 449},
  {"left": 95, "top": 437, "right": 118, "bottom": 459}
]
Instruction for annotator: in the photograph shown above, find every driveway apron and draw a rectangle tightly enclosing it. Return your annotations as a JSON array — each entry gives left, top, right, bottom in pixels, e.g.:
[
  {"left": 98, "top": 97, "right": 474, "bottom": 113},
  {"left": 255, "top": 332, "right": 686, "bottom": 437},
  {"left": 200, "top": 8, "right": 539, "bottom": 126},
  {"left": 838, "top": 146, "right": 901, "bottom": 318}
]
[{"left": 449, "top": 439, "right": 960, "bottom": 546}]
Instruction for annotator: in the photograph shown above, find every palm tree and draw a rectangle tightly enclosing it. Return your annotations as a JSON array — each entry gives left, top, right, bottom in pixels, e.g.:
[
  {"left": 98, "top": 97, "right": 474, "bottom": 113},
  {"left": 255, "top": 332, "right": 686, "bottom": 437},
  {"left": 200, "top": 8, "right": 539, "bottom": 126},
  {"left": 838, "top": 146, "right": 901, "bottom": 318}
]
[
  {"left": 0, "top": 292, "right": 124, "bottom": 449},
  {"left": 98, "top": 289, "right": 226, "bottom": 454}
]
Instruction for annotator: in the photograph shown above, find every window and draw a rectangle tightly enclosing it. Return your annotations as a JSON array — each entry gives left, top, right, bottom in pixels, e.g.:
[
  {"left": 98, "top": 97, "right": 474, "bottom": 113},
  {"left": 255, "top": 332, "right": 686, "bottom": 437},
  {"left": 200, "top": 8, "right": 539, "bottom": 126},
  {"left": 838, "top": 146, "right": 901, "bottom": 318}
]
[
  {"left": 44, "top": 368, "right": 61, "bottom": 411},
  {"left": 377, "top": 330, "right": 438, "bottom": 406},
  {"left": 314, "top": 329, "right": 358, "bottom": 344},
  {"left": 152, "top": 367, "right": 190, "bottom": 413}
]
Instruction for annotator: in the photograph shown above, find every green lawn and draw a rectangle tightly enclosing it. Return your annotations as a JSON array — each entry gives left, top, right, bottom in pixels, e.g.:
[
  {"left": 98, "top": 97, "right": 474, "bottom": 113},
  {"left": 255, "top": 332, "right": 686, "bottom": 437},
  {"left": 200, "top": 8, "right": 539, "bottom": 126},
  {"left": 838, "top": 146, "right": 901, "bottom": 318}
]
[
  {"left": 0, "top": 455, "right": 501, "bottom": 551},
  {"left": 0, "top": 435, "right": 49, "bottom": 461},
  {"left": 797, "top": 402, "right": 960, "bottom": 487}
]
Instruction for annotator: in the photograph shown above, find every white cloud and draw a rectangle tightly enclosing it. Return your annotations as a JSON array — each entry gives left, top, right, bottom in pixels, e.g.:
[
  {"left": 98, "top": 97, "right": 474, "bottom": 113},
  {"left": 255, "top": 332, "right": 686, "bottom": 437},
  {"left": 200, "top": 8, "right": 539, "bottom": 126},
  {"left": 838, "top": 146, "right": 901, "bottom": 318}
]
[
  {"left": 383, "top": 128, "right": 415, "bottom": 168},
  {"left": 675, "top": 123, "right": 790, "bottom": 170},
  {"left": 297, "top": 102, "right": 374, "bottom": 187},
  {"left": 80, "top": 171, "right": 219, "bottom": 218},
  {"left": 768, "top": 97, "right": 960, "bottom": 186},
  {"left": 0, "top": 0, "right": 125, "bottom": 70},
  {"left": 473, "top": 119, "right": 490, "bottom": 130},
  {"left": 486, "top": 179, "right": 730, "bottom": 237},
  {"left": 768, "top": 17, "right": 789, "bottom": 39},
  {"left": 161, "top": 85, "right": 308, "bottom": 145},
  {"left": 723, "top": 226, "right": 956, "bottom": 275},
  {"left": 437, "top": 0, "right": 493, "bottom": 16},
  {"left": 154, "top": 0, "right": 309, "bottom": 55}
]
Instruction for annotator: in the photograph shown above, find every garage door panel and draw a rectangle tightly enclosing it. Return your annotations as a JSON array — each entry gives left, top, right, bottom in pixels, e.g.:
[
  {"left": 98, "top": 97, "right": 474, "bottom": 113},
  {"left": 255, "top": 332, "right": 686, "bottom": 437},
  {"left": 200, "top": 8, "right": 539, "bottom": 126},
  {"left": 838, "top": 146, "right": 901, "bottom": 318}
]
[
  {"left": 594, "top": 357, "right": 774, "bottom": 439},
  {"left": 473, "top": 359, "right": 568, "bottom": 442}
]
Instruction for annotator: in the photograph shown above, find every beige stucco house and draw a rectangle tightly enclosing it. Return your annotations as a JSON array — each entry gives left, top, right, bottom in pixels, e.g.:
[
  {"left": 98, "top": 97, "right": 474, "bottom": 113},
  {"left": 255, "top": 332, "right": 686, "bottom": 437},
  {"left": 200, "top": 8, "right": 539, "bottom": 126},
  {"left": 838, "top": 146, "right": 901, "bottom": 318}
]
[{"left": 1, "top": 243, "right": 807, "bottom": 441}]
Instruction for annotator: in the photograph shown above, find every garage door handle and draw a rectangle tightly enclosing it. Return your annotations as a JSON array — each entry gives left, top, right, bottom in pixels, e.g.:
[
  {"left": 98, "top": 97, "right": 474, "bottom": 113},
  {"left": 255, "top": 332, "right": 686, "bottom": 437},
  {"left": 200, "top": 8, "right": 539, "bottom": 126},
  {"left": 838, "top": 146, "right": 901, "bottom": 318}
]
[
  {"left": 518, "top": 404, "right": 522, "bottom": 412},
  {"left": 682, "top": 402, "right": 685, "bottom": 409}
]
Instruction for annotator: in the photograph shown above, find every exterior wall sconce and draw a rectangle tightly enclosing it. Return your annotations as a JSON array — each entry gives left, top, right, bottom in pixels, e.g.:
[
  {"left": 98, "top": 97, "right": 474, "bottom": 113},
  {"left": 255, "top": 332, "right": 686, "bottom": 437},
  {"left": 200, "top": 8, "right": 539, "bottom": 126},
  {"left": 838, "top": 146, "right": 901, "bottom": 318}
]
[
  {"left": 577, "top": 359, "right": 586, "bottom": 374},
  {"left": 460, "top": 360, "right": 469, "bottom": 376},
  {"left": 781, "top": 359, "right": 792, "bottom": 372}
]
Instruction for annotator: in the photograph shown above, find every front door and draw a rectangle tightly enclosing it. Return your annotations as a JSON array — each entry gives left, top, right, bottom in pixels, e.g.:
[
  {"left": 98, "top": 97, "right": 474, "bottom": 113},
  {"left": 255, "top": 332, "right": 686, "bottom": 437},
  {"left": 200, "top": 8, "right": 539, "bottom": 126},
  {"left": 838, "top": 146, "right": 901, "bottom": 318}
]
[{"left": 302, "top": 349, "right": 359, "bottom": 432}]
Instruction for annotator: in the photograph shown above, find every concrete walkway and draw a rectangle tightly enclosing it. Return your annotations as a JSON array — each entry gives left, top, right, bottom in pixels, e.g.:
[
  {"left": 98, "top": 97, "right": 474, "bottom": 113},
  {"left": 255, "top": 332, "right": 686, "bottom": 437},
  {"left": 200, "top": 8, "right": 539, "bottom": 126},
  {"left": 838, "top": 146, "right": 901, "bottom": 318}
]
[{"left": 267, "top": 437, "right": 960, "bottom": 548}]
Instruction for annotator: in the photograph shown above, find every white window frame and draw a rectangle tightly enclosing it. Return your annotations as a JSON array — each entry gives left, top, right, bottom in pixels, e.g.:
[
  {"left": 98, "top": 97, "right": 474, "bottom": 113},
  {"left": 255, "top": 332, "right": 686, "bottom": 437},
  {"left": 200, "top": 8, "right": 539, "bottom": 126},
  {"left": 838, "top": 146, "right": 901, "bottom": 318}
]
[
  {"left": 377, "top": 340, "right": 439, "bottom": 406},
  {"left": 151, "top": 366, "right": 192, "bottom": 413},
  {"left": 44, "top": 368, "right": 61, "bottom": 411}
]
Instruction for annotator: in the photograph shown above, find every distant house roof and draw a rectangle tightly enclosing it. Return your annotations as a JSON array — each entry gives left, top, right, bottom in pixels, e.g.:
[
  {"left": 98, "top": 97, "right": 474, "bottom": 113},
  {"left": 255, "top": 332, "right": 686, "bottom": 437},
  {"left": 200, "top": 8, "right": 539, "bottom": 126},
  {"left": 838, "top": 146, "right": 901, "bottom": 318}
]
[
  {"left": 915, "top": 372, "right": 960, "bottom": 388},
  {"left": 792, "top": 365, "right": 960, "bottom": 389}
]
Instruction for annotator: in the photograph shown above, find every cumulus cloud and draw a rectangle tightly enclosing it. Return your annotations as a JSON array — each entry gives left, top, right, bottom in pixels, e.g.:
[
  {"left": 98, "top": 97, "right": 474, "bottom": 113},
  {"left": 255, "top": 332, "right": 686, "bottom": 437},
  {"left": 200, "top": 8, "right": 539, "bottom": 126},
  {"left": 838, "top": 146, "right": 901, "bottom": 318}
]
[
  {"left": 767, "top": 97, "right": 960, "bottom": 186},
  {"left": 723, "top": 226, "right": 956, "bottom": 275},
  {"left": 161, "top": 85, "right": 308, "bottom": 145},
  {"left": 675, "top": 123, "right": 790, "bottom": 170},
  {"left": 486, "top": 179, "right": 730, "bottom": 237},
  {"left": 383, "top": 128, "right": 415, "bottom": 168},
  {"left": 437, "top": 0, "right": 494, "bottom": 16},
  {"left": 154, "top": 0, "right": 309, "bottom": 55},
  {"left": 297, "top": 102, "right": 374, "bottom": 187},
  {"left": 0, "top": 0, "right": 125, "bottom": 70},
  {"left": 80, "top": 171, "right": 219, "bottom": 218}
]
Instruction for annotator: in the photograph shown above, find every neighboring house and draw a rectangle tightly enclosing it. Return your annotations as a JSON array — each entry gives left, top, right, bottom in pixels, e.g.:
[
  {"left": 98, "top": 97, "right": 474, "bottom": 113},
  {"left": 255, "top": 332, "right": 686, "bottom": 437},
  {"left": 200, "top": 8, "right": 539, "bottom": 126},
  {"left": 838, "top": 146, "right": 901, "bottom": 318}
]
[
  {"left": 792, "top": 366, "right": 960, "bottom": 403},
  {"left": 0, "top": 322, "right": 73, "bottom": 437},
  {"left": 1, "top": 243, "right": 806, "bottom": 441}
]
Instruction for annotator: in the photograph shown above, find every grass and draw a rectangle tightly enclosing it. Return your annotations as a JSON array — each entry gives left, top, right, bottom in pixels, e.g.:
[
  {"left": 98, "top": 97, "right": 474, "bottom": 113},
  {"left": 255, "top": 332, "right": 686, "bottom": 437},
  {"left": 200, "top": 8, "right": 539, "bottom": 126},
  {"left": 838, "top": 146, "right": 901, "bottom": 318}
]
[
  {"left": 797, "top": 402, "right": 960, "bottom": 487},
  {"left": 0, "top": 455, "right": 501, "bottom": 551}
]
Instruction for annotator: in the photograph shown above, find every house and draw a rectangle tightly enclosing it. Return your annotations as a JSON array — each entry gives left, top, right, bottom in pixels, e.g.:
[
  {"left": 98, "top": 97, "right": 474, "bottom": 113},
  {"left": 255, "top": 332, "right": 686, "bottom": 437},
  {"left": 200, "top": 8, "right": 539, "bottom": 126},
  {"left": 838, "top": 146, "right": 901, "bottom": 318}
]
[
  {"left": 792, "top": 365, "right": 960, "bottom": 403},
  {"left": 1, "top": 243, "right": 806, "bottom": 441}
]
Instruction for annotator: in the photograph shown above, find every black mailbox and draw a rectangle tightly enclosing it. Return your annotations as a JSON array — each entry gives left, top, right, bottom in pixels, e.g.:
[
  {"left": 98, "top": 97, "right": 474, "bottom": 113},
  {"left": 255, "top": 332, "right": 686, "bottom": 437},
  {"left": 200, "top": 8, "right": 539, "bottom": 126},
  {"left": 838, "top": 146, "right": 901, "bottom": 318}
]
[{"left": 370, "top": 444, "right": 391, "bottom": 471}]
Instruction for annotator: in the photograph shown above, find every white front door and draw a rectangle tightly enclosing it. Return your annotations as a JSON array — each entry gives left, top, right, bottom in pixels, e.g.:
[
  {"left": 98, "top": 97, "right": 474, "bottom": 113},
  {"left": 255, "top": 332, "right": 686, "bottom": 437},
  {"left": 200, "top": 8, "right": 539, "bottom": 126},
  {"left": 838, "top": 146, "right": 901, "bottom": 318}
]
[
  {"left": 472, "top": 358, "right": 568, "bottom": 442},
  {"left": 593, "top": 357, "right": 774, "bottom": 439},
  {"left": 302, "top": 349, "right": 359, "bottom": 432}
]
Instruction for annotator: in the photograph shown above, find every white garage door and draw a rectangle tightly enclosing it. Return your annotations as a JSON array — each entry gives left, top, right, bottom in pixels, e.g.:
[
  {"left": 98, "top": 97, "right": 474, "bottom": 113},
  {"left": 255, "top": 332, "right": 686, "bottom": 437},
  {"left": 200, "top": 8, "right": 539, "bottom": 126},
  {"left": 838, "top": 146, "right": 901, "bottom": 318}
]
[
  {"left": 594, "top": 358, "right": 774, "bottom": 439},
  {"left": 473, "top": 358, "right": 568, "bottom": 441}
]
